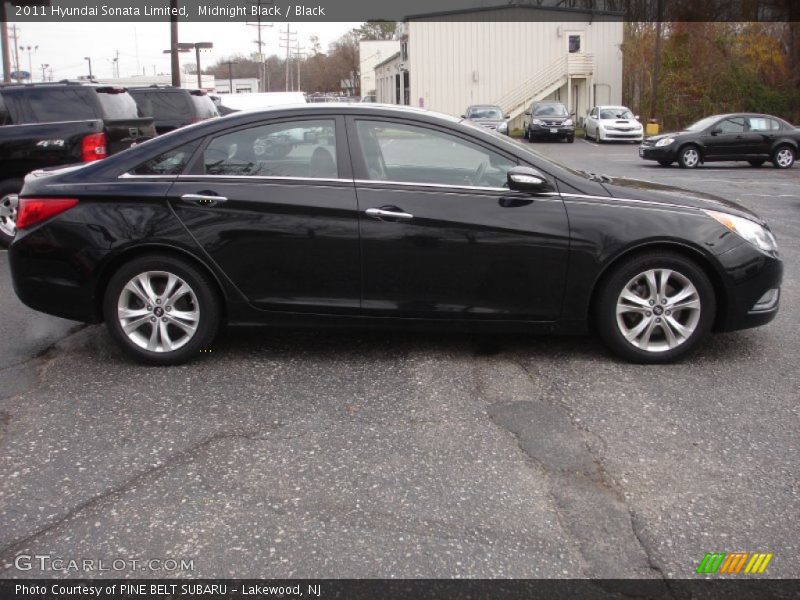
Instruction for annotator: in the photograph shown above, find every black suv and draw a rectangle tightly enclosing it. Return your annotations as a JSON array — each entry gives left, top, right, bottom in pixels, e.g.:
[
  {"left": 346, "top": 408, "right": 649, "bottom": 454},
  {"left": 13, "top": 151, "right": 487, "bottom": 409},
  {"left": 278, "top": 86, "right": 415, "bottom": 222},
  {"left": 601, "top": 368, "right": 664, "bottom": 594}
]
[
  {"left": 129, "top": 86, "right": 219, "bottom": 135},
  {"left": 523, "top": 101, "right": 575, "bottom": 143},
  {"left": 0, "top": 82, "right": 155, "bottom": 245}
]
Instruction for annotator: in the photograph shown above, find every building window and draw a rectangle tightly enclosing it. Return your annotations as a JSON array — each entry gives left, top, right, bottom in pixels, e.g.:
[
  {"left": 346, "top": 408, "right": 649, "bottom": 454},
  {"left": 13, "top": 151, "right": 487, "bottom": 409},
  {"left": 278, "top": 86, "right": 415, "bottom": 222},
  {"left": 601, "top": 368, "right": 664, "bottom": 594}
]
[{"left": 568, "top": 33, "right": 582, "bottom": 53}]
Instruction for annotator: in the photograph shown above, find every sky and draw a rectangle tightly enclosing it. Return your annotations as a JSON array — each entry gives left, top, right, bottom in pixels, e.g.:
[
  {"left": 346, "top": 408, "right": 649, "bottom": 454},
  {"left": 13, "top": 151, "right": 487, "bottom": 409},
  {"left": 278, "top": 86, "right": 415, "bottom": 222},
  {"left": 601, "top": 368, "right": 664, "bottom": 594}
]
[{"left": 7, "top": 21, "right": 360, "bottom": 80}]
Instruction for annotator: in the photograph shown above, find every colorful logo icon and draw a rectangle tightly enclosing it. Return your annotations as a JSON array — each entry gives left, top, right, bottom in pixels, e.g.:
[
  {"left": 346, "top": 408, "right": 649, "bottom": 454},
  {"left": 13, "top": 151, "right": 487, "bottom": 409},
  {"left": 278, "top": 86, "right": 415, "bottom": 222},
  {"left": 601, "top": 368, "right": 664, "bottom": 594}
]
[{"left": 696, "top": 552, "right": 773, "bottom": 574}]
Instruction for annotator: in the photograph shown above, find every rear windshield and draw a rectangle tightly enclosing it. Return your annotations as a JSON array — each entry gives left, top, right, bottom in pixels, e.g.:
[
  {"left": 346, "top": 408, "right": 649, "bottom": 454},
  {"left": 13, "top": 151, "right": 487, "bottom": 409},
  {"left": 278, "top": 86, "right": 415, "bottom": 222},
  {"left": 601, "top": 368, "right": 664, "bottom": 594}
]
[
  {"left": 96, "top": 89, "right": 142, "bottom": 120},
  {"left": 132, "top": 90, "right": 188, "bottom": 120},
  {"left": 533, "top": 104, "right": 568, "bottom": 117},
  {"left": 5, "top": 87, "right": 98, "bottom": 123},
  {"left": 190, "top": 94, "right": 219, "bottom": 120}
]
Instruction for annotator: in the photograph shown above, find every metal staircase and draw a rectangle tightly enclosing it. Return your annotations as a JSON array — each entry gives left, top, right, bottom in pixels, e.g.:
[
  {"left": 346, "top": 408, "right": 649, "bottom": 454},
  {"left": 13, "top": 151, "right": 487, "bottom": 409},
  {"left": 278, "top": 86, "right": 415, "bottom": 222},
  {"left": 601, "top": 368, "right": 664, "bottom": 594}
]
[{"left": 495, "top": 53, "right": 594, "bottom": 120}]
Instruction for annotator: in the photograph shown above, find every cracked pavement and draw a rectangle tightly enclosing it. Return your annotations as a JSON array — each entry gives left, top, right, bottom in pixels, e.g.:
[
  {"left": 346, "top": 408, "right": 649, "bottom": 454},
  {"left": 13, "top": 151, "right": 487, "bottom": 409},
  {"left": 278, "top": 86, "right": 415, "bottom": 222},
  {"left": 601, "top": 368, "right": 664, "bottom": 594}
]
[{"left": 0, "top": 141, "right": 798, "bottom": 580}]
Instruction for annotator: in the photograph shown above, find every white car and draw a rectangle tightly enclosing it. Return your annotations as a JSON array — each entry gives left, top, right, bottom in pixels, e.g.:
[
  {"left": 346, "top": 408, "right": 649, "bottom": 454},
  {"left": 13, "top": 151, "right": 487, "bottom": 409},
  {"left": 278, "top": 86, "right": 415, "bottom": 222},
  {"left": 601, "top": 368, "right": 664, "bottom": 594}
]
[{"left": 584, "top": 105, "right": 644, "bottom": 143}]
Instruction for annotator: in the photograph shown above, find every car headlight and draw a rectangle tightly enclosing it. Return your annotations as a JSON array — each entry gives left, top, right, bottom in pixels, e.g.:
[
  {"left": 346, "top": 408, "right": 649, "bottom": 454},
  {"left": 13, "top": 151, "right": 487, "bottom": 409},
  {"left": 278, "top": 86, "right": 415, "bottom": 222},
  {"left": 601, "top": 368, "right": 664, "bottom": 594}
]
[
  {"left": 655, "top": 137, "right": 675, "bottom": 147},
  {"left": 532, "top": 118, "right": 543, "bottom": 125},
  {"left": 704, "top": 210, "right": 779, "bottom": 254},
  {"left": 497, "top": 122, "right": 508, "bottom": 132},
  {"left": 564, "top": 118, "right": 573, "bottom": 126}
]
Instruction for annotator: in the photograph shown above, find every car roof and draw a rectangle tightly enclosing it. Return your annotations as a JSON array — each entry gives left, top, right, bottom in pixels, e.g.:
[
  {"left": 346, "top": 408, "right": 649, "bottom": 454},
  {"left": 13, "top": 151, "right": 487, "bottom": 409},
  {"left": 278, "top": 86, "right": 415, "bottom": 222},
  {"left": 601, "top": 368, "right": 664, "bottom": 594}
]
[
  {"left": 223, "top": 102, "right": 463, "bottom": 124},
  {"left": 467, "top": 104, "right": 502, "bottom": 109}
]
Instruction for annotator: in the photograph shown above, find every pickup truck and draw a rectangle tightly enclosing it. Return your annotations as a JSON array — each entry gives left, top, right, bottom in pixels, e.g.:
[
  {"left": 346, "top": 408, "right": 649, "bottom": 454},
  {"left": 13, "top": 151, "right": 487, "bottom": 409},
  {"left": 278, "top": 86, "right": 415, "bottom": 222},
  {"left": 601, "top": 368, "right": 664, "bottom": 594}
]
[{"left": 0, "top": 82, "right": 155, "bottom": 246}]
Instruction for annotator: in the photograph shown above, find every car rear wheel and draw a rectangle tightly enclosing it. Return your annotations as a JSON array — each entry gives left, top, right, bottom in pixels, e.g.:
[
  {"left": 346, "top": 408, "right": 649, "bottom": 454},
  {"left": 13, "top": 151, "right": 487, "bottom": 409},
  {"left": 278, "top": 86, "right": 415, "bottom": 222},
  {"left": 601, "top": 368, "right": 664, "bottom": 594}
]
[
  {"left": 772, "top": 146, "right": 795, "bottom": 169},
  {"left": 678, "top": 145, "right": 701, "bottom": 169},
  {"left": 748, "top": 159, "right": 765, "bottom": 167},
  {"left": 595, "top": 252, "right": 716, "bottom": 363},
  {"left": 0, "top": 179, "right": 22, "bottom": 247},
  {"left": 103, "top": 255, "right": 221, "bottom": 365}
]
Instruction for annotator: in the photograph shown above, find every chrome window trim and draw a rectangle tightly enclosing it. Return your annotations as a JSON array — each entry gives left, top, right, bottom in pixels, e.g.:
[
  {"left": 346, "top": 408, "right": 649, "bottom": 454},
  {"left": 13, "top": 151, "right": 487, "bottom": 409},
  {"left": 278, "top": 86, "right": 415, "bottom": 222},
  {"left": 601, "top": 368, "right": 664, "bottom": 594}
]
[
  {"left": 353, "top": 178, "right": 509, "bottom": 193},
  {"left": 120, "top": 173, "right": 353, "bottom": 185}
]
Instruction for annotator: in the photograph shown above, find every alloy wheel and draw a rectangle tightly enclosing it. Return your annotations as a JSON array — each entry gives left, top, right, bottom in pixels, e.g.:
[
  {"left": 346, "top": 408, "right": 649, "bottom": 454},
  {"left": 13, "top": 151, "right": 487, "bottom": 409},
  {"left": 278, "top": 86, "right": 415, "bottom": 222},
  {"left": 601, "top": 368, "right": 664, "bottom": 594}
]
[
  {"left": 117, "top": 271, "right": 200, "bottom": 353},
  {"left": 681, "top": 148, "right": 699, "bottom": 168},
  {"left": 615, "top": 268, "right": 701, "bottom": 352},
  {"left": 775, "top": 148, "right": 794, "bottom": 168},
  {"left": 0, "top": 193, "right": 18, "bottom": 239}
]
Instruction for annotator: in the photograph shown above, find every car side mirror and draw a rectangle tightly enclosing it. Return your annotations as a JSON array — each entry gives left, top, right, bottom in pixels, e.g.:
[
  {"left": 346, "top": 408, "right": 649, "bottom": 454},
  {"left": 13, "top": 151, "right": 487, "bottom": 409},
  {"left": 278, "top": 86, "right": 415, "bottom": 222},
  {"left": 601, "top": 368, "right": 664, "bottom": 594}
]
[
  {"left": 634, "top": 115, "right": 640, "bottom": 120},
  {"left": 524, "top": 111, "right": 531, "bottom": 116},
  {"left": 504, "top": 115, "right": 510, "bottom": 120},
  {"left": 710, "top": 127, "right": 722, "bottom": 136},
  {"left": 507, "top": 166, "right": 554, "bottom": 194},
  {"left": 461, "top": 114, "right": 466, "bottom": 118}
]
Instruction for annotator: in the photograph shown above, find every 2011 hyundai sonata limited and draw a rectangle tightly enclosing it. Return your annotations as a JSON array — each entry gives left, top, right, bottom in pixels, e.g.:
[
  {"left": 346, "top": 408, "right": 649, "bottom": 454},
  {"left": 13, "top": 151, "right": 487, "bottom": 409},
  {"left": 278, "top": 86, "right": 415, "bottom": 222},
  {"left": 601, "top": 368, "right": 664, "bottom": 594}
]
[{"left": 8, "top": 105, "right": 782, "bottom": 365}]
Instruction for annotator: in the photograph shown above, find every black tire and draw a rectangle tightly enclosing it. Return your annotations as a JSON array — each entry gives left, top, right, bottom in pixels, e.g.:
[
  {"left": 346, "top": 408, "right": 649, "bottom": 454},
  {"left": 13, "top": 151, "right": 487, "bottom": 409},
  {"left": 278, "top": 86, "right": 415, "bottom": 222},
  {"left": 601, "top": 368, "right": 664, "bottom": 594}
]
[
  {"left": 748, "top": 159, "right": 765, "bottom": 167},
  {"left": 658, "top": 160, "right": 673, "bottom": 167},
  {"left": 0, "top": 178, "right": 23, "bottom": 247},
  {"left": 567, "top": 136, "right": 575, "bottom": 143},
  {"left": 594, "top": 252, "right": 716, "bottom": 364},
  {"left": 103, "top": 254, "right": 221, "bottom": 365},
  {"left": 678, "top": 145, "right": 701, "bottom": 169},
  {"left": 771, "top": 145, "right": 795, "bottom": 169}
]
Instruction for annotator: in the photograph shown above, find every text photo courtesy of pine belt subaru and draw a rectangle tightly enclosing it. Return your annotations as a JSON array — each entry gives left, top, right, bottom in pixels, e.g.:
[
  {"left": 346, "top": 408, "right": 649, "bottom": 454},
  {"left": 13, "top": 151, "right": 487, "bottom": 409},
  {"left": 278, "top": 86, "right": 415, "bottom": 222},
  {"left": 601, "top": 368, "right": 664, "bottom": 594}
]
[
  {"left": 8, "top": 105, "right": 782, "bottom": 365},
  {"left": 639, "top": 113, "right": 799, "bottom": 169}
]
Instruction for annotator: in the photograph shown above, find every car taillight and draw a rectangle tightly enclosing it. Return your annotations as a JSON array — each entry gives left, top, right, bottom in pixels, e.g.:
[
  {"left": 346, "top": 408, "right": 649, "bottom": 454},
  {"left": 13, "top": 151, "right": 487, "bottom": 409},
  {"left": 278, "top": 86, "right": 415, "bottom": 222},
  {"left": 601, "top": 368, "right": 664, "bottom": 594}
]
[
  {"left": 16, "top": 198, "right": 79, "bottom": 230},
  {"left": 82, "top": 132, "right": 107, "bottom": 162}
]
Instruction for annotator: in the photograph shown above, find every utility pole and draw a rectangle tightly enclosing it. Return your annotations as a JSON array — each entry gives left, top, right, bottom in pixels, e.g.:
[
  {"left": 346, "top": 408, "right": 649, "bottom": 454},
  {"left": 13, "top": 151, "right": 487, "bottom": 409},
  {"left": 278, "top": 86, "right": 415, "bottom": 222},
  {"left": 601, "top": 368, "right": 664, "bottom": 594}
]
[
  {"left": 279, "top": 24, "right": 297, "bottom": 92},
  {"left": 40, "top": 63, "right": 49, "bottom": 81},
  {"left": 84, "top": 56, "right": 93, "bottom": 79},
  {"left": 1, "top": 3, "right": 10, "bottom": 83},
  {"left": 10, "top": 24, "right": 21, "bottom": 80},
  {"left": 169, "top": 0, "right": 180, "bottom": 86},
  {"left": 223, "top": 60, "right": 237, "bottom": 94},
  {"left": 650, "top": 0, "right": 664, "bottom": 126},
  {"left": 247, "top": 1, "right": 273, "bottom": 92},
  {"left": 294, "top": 44, "right": 304, "bottom": 92},
  {"left": 23, "top": 45, "right": 37, "bottom": 82}
]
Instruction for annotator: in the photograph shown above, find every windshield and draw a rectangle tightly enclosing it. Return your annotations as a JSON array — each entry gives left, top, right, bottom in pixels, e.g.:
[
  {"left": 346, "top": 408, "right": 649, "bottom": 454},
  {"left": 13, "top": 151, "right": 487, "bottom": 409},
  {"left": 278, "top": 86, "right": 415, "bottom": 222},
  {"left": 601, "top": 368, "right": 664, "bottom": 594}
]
[
  {"left": 533, "top": 104, "right": 568, "bottom": 117},
  {"left": 685, "top": 115, "right": 721, "bottom": 132},
  {"left": 468, "top": 106, "right": 503, "bottom": 119},
  {"left": 600, "top": 108, "right": 635, "bottom": 120}
]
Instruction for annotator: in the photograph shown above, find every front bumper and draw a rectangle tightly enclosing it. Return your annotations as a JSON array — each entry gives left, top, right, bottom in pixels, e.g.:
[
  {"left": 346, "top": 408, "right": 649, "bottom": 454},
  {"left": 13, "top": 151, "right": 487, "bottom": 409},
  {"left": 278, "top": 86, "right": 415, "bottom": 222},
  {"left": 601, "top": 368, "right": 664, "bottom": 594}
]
[
  {"left": 602, "top": 129, "right": 643, "bottom": 141},
  {"left": 529, "top": 124, "right": 574, "bottom": 139},
  {"left": 715, "top": 244, "right": 783, "bottom": 332},
  {"left": 639, "top": 144, "right": 678, "bottom": 161}
]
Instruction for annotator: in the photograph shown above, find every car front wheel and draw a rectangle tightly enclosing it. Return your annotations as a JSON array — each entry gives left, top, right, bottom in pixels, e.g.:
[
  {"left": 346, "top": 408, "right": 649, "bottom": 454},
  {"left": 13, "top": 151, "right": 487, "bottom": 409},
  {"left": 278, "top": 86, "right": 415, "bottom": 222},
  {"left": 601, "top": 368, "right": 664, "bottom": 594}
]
[
  {"left": 772, "top": 146, "right": 795, "bottom": 169},
  {"left": 103, "top": 254, "right": 221, "bottom": 365},
  {"left": 678, "top": 145, "right": 701, "bottom": 169},
  {"left": 595, "top": 252, "right": 716, "bottom": 363}
]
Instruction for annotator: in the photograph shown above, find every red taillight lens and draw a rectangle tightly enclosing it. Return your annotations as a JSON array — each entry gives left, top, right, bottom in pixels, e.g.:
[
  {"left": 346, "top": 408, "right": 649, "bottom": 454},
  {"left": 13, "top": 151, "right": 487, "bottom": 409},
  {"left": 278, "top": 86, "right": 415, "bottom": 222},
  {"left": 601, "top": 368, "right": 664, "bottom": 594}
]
[
  {"left": 82, "top": 132, "right": 107, "bottom": 162},
  {"left": 16, "top": 198, "right": 79, "bottom": 230}
]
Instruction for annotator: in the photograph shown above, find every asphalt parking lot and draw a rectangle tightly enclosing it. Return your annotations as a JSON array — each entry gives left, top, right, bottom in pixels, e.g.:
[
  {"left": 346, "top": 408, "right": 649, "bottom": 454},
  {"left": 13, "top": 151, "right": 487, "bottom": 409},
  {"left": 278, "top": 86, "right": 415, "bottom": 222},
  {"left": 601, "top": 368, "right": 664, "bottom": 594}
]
[{"left": 0, "top": 138, "right": 798, "bottom": 580}]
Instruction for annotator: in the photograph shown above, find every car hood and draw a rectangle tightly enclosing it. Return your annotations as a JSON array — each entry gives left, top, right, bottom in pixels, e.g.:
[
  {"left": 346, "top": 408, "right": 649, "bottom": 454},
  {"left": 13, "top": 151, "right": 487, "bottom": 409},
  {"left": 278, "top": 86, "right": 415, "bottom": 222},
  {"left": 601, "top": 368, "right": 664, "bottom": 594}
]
[
  {"left": 600, "top": 176, "right": 766, "bottom": 225},
  {"left": 470, "top": 118, "right": 506, "bottom": 126},
  {"left": 600, "top": 119, "right": 641, "bottom": 126},
  {"left": 644, "top": 130, "right": 691, "bottom": 143}
]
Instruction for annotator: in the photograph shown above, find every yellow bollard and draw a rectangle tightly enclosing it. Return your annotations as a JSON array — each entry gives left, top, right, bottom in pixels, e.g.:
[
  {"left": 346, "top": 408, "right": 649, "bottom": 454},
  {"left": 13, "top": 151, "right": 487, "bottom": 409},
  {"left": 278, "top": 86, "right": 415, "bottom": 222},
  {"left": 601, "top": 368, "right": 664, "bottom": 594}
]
[{"left": 645, "top": 122, "right": 660, "bottom": 136}]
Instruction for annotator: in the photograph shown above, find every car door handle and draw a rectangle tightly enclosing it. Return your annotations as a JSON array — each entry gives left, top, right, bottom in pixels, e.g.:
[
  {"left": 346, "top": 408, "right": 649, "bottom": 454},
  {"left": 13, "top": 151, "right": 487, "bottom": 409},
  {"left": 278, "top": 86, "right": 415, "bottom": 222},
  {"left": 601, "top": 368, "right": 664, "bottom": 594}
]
[
  {"left": 180, "top": 193, "right": 228, "bottom": 205},
  {"left": 365, "top": 207, "right": 414, "bottom": 220}
]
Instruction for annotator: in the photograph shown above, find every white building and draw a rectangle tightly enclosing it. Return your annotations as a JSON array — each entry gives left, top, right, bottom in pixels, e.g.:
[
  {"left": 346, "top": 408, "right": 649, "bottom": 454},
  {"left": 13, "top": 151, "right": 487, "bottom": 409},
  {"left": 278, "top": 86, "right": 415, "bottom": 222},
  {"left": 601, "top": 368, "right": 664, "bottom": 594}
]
[
  {"left": 359, "top": 39, "right": 401, "bottom": 97},
  {"left": 214, "top": 78, "right": 261, "bottom": 95},
  {"left": 381, "top": 5, "right": 623, "bottom": 128}
]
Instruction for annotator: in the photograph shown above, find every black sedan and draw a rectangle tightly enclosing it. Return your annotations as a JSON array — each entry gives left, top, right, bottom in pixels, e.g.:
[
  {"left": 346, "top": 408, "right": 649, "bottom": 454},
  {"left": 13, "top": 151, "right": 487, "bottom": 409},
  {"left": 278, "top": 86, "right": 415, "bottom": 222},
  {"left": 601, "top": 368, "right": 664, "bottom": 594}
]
[
  {"left": 8, "top": 105, "right": 782, "bottom": 365},
  {"left": 640, "top": 113, "right": 798, "bottom": 169}
]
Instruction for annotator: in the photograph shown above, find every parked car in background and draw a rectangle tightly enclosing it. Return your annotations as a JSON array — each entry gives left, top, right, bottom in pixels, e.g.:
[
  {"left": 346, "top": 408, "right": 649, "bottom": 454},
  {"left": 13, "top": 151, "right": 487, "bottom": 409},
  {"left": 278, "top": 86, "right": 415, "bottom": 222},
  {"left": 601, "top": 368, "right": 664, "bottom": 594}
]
[
  {"left": 462, "top": 105, "right": 510, "bottom": 135},
  {"left": 0, "top": 82, "right": 155, "bottom": 245},
  {"left": 361, "top": 94, "right": 377, "bottom": 103},
  {"left": 8, "top": 105, "right": 781, "bottom": 365},
  {"left": 129, "top": 86, "right": 218, "bottom": 135},
  {"left": 523, "top": 101, "right": 574, "bottom": 143},
  {"left": 640, "top": 113, "right": 798, "bottom": 169},
  {"left": 584, "top": 105, "right": 644, "bottom": 143}
]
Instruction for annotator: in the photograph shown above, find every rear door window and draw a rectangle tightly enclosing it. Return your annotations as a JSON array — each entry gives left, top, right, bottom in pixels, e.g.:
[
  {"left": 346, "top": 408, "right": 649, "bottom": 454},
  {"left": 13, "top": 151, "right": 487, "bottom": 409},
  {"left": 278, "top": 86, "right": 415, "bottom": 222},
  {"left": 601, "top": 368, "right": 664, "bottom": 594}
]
[
  {"left": 133, "top": 140, "right": 200, "bottom": 175},
  {"left": 96, "top": 89, "right": 142, "bottom": 120},
  {"left": 202, "top": 119, "right": 338, "bottom": 178}
]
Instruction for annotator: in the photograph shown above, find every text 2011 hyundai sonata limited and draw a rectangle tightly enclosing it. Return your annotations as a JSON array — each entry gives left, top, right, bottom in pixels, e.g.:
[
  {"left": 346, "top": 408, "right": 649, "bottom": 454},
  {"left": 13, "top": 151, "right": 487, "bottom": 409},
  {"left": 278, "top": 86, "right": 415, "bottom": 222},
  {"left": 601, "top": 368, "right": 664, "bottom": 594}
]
[{"left": 9, "top": 105, "right": 782, "bottom": 365}]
